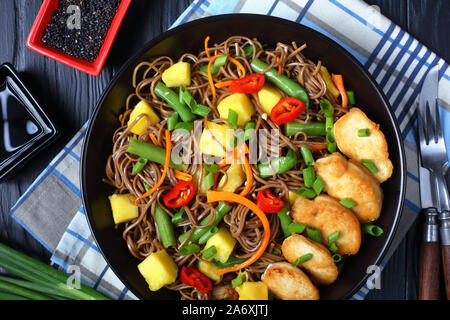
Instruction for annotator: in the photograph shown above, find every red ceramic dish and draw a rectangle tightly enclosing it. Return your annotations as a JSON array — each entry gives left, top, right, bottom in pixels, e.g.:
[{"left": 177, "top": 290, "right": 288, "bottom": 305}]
[{"left": 26, "top": 0, "right": 132, "bottom": 76}]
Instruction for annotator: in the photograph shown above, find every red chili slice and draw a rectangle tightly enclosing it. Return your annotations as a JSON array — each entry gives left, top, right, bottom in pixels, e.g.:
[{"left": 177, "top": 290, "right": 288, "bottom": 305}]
[
  {"left": 270, "top": 97, "right": 306, "bottom": 125},
  {"left": 228, "top": 73, "right": 265, "bottom": 94},
  {"left": 256, "top": 189, "right": 284, "bottom": 213},
  {"left": 162, "top": 180, "right": 196, "bottom": 208},
  {"left": 179, "top": 266, "right": 213, "bottom": 294}
]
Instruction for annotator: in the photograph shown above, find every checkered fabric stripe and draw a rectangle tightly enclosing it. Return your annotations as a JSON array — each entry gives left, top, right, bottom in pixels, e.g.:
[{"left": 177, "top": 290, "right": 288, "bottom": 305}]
[{"left": 9, "top": 0, "right": 449, "bottom": 300}]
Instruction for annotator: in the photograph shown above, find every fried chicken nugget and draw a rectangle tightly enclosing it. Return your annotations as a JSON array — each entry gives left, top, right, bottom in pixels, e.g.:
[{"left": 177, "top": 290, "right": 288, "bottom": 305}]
[
  {"left": 282, "top": 234, "right": 338, "bottom": 285},
  {"left": 290, "top": 195, "right": 361, "bottom": 255},
  {"left": 333, "top": 107, "right": 393, "bottom": 183},
  {"left": 262, "top": 262, "right": 319, "bottom": 300},
  {"left": 314, "top": 152, "right": 383, "bottom": 223}
]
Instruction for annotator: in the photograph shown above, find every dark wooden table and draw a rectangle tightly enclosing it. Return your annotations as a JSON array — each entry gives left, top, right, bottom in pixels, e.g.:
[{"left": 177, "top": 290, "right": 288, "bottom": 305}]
[{"left": 0, "top": 0, "right": 448, "bottom": 300}]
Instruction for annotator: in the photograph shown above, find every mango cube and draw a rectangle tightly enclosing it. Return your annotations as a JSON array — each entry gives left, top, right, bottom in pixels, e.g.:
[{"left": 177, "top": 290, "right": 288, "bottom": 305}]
[
  {"left": 217, "top": 93, "right": 255, "bottom": 127},
  {"left": 108, "top": 194, "right": 139, "bottom": 224},
  {"left": 198, "top": 260, "right": 221, "bottom": 281},
  {"left": 236, "top": 282, "right": 268, "bottom": 300},
  {"left": 203, "top": 227, "right": 236, "bottom": 263},
  {"left": 162, "top": 62, "right": 191, "bottom": 87},
  {"left": 217, "top": 162, "right": 245, "bottom": 193},
  {"left": 200, "top": 121, "right": 234, "bottom": 157},
  {"left": 137, "top": 250, "right": 178, "bottom": 291},
  {"left": 257, "top": 84, "right": 282, "bottom": 114},
  {"left": 127, "top": 100, "right": 160, "bottom": 135}
]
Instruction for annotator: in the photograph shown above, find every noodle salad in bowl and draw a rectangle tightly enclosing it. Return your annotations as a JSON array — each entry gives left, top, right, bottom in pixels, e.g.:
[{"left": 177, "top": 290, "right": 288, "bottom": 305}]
[{"left": 103, "top": 35, "right": 393, "bottom": 300}]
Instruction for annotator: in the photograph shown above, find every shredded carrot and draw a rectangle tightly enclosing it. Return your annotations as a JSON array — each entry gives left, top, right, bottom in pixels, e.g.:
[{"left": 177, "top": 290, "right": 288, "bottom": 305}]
[
  {"left": 331, "top": 74, "right": 348, "bottom": 109},
  {"left": 134, "top": 130, "right": 171, "bottom": 204},
  {"left": 276, "top": 57, "right": 282, "bottom": 77},
  {"left": 215, "top": 80, "right": 233, "bottom": 89},
  {"left": 149, "top": 133, "right": 159, "bottom": 146},
  {"left": 174, "top": 170, "right": 192, "bottom": 181},
  {"left": 239, "top": 155, "right": 253, "bottom": 197},
  {"left": 204, "top": 36, "right": 211, "bottom": 58},
  {"left": 206, "top": 191, "right": 270, "bottom": 275},
  {"left": 227, "top": 56, "right": 246, "bottom": 78},
  {"left": 207, "top": 54, "right": 225, "bottom": 102},
  {"left": 309, "top": 143, "right": 328, "bottom": 150}
]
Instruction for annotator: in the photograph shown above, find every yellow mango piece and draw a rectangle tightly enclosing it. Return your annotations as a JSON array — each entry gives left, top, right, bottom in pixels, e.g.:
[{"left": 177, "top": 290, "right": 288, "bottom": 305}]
[
  {"left": 320, "top": 66, "right": 340, "bottom": 98},
  {"left": 192, "top": 168, "right": 208, "bottom": 195},
  {"left": 217, "top": 93, "right": 255, "bottom": 127},
  {"left": 236, "top": 282, "right": 268, "bottom": 300},
  {"left": 203, "top": 227, "right": 236, "bottom": 263},
  {"left": 108, "top": 194, "right": 139, "bottom": 224},
  {"left": 198, "top": 260, "right": 221, "bottom": 282},
  {"left": 137, "top": 249, "right": 178, "bottom": 291},
  {"left": 257, "top": 84, "right": 282, "bottom": 114},
  {"left": 217, "top": 162, "right": 245, "bottom": 193},
  {"left": 289, "top": 191, "right": 301, "bottom": 207},
  {"left": 200, "top": 121, "right": 234, "bottom": 157},
  {"left": 161, "top": 62, "right": 191, "bottom": 87},
  {"left": 127, "top": 100, "right": 160, "bottom": 135}
]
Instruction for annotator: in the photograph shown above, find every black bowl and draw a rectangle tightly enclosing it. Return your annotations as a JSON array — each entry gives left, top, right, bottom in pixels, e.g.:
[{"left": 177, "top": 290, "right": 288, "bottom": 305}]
[{"left": 81, "top": 14, "right": 406, "bottom": 300}]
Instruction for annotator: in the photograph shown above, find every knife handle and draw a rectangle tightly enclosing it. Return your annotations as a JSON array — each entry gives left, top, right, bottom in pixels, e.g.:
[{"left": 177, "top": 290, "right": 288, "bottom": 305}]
[
  {"left": 440, "top": 210, "right": 450, "bottom": 299},
  {"left": 419, "top": 208, "right": 440, "bottom": 300}
]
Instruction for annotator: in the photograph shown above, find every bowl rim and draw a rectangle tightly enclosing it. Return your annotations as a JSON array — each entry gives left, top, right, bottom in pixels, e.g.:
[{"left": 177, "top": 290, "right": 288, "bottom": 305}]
[{"left": 81, "top": 13, "right": 406, "bottom": 300}]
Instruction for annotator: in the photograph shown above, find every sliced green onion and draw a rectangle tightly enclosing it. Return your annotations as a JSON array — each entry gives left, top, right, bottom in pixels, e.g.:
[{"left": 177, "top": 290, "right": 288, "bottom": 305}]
[
  {"left": 178, "top": 243, "right": 201, "bottom": 256},
  {"left": 198, "top": 226, "right": 219, "bottom": 245},
  {"left": 358, "top": 128, "right": 371, "bottom": 137},
  {"left": 155, "top": 204, "right": 176, "bottom": 248},
  {"left": 326, "top": 130, "right": 337, "bottom": 153},
  {"left": 346, "top": 90, "right": 355, "bottom": 105},
  {"left": 174, "top": 122, "right": 194, "bottom": 132},
  {"left": 204, "top": 172, "right": 215, "bottom": 191},
  {"left": 361, "top": 159, "right": 378, "bottom": 173},
  {"left": 332, "top": 253, "right": 343, "bottom": 263},
  {"left": 306, "top": 227, "right": 322, "bottom": 242},
  {"left": 231, "top": 275, "right": 243, "bottom": 288},
  {"left": 327, "top": 231, "right": 339, "bottom": 245},
  {"left": 339, "top": 198, "right": 357, "bottom": 209},
  {"left": 204, "top": 163, "right": 220, "bottom": 174},
  {"left": 131, "top": 158, "right": 148, "bottom": 175},
  {"left": 312, "top": 176, "right": 324, "bottom": 195},
  {"left": 319, "top": 99, "right": 334, "bottom": 118},
  {"left": 296, "top": 187, "right": 316, "bottom": 199},
  {"left": 231, "top": 122, "right": 256, "bottom": 148},
  {"left": 154, "top": 82, "right": 196, "bottom": 122},
  {"left": 300, "top": 146, "right": 315, "bottom": 166},
  {"left": 325, "top": 116, "right": 334, "bottom": 132},
  {"left": 272, "top": 249, "right": 280, "bottom": 256},
  {"left": 167, "top": 112, "right": 179, "bottom": 131},
  {"left": 287, "top": 223, "right": 306, "bottom": 235},
  {"left": 192, "top": 104, "right": 211, "bottom": 117},
  {"left": 171, "top": 210, "right": 188, "bottom": 224},
  {"left": 202, "top": 246, "right": 217, "bottom": 260},
  {"left": 362, "top": 223, "right": 384, "bottom": 237},
  {"left": 210, "top": 255, "right": 248, "bottom": 268},
  {"left": 227, "top": 109, "right": 239, "bottom": 129},
  {"left": 302, "top": 167, "right": 316, "bottom": 188},
  {"left": 293, "top": 253, "right": 313, "bottom": 267},
  {"left": 329, "top": 242, "right": 339, "bottom": 253}
]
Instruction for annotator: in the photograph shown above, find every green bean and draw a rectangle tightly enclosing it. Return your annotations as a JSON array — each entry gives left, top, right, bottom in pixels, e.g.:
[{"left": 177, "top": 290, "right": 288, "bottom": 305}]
[
  {"left": 178, "top": 202, "right": 233, "bottom": 244},
  {"left": 178, "top": 243, "right": 201, "bottom": 256},
  {"left": 198, "top": 226, "right": 219, "bottom": 245},
  {"left": 284, "top": 121, "right": 326, "bottom": 136},
  {"left": 171, "top": 210, "right": 188, "bottom": 224},
  {"left": 287, "top": 223, "right": 306, "bottom": 235},
  {"left": 210, "top": 255, "right": 248, "bottom": 268},
  {"left": 257, "top": 149, "right": 297, "bottom": 178},
  {"left": 346, "top": 90, "right": 355, "bottom": 105},
  {"left": 167, "top": 112, "right": 179, "bottom": 130},
  {"left": 302, "top": 167, "right": 316, "bottom": 188},
  {"left": 276, "top": 202, "right": 292, "bottom": 238},
  {"left": 250, "top": 58, "right": 309, "bottom": 108},
  {"left": 127, "top": 138, "right": 185, "bottom": 171},
  {"left": 174, "top": 122, "right": 194, "bottom": 132},
  {"left": 155, "top": 204, "right": 176, "bottom": 248},
  {"left": 154, "top": 82, "right": 196, "bottom": 122},
  {"left": 131, "top": 158, "right": 148, "bottom": 175}
]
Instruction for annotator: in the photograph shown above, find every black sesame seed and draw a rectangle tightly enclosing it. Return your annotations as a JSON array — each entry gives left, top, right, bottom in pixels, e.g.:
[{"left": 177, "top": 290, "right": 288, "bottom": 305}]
[{"left": 41, "top": 0, "right": 121, "bottom": 62}]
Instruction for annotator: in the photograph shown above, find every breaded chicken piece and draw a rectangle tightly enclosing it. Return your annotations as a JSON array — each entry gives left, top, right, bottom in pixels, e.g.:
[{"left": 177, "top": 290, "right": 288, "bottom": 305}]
[
  {"left": 333, "top": 107, "right": 393, "bottom": 183},
  {"left": 290, "top": 195, "right": 361, "bottom": 255},
  {"left": 262, "top": 262, "right": 319, "bottom": 300},
  {"left": 282, "top": 234, "right": 338, "bottom": 285},
  {"left": 314, "top": 152, "right": 383, "bottom": 223}
]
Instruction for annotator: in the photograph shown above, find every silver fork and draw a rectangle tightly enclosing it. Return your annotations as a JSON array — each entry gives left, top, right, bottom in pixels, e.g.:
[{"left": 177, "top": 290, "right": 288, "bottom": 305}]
[{"left": 418, "top": 98, "right": 449, "bottom": 212}]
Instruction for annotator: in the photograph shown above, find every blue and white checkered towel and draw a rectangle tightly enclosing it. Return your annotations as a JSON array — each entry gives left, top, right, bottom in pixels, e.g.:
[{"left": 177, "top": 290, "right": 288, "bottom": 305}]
[{"left": 9, "top": 0, "right": 450, "bottom": 300}]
